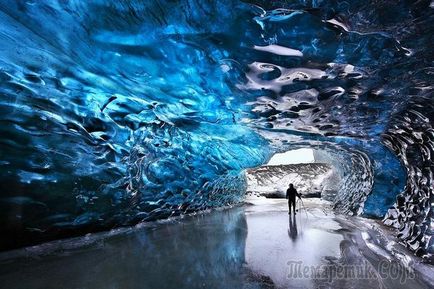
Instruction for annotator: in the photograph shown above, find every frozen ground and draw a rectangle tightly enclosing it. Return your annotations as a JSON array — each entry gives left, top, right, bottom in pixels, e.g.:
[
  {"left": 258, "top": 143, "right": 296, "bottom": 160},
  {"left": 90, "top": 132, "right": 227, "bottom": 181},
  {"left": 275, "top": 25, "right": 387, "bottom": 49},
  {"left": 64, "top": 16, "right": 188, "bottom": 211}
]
[
  {"left": 244, "top": 197, "right": 434, "bottom": 288},
  {"left": 0, "top": 197, "right": 433, "bottom": 289}
]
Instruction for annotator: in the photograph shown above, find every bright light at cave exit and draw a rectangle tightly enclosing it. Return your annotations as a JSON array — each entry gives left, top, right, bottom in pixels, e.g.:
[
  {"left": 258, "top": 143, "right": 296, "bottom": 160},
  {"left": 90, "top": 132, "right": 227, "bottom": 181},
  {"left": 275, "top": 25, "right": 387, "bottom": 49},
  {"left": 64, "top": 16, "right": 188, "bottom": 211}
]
[{"left": 267, "top": 148, "right": 314, "bottom": 166}]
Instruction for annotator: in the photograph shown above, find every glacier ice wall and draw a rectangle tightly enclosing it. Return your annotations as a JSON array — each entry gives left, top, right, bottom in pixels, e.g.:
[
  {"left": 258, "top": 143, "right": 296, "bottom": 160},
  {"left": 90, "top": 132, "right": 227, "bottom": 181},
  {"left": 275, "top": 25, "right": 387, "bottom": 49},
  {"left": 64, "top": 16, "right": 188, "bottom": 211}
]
[
  {"left": 0, "top": 0, "right": 432, "bottom": 259},
  {"left": 246, "top": 163, "right": 333, "bottom": 197},
  {"left": 383, "top": 99, "right": 434, "bottom": 257},
  {"left": 0, "top": 0, "right": 271, "bottom": 249}
]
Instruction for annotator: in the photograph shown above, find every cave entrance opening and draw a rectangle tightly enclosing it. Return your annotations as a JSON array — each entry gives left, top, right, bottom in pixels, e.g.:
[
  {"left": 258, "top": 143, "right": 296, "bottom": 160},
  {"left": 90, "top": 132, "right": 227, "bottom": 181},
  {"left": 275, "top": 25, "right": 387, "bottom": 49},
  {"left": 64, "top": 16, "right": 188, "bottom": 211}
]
[
  {"left": 266, "top": 148, "right": 314, "bottom": 165},
  {"left": 245, "top": 148, "right": 340, "bottom": 200}
]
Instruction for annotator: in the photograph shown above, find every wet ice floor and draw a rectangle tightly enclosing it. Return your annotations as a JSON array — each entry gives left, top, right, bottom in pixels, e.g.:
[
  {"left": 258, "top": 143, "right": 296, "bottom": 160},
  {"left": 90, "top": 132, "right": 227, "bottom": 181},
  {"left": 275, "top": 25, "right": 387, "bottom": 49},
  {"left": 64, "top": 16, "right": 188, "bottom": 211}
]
[
  {"left": 0, "top": 198, "right": 433, "bottom": 289},
  {"left": 244, "top": 197, "right": 343, "bottom": 288}
]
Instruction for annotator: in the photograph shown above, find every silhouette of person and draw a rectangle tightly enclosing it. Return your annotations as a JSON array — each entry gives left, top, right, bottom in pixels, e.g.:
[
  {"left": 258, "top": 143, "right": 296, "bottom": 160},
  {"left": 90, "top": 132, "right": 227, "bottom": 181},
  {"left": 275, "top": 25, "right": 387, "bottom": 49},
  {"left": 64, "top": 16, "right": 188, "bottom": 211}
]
[{"left": 286, "top": 183, "right": 301, "bottom": 215}]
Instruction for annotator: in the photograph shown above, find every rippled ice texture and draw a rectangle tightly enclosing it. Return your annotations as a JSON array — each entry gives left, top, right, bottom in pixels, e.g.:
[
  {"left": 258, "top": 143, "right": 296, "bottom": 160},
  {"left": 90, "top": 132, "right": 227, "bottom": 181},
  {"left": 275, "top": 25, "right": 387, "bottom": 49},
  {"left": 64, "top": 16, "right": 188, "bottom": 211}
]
[{"left": 0, "top": 0, "right": 432, "bottom": 258}]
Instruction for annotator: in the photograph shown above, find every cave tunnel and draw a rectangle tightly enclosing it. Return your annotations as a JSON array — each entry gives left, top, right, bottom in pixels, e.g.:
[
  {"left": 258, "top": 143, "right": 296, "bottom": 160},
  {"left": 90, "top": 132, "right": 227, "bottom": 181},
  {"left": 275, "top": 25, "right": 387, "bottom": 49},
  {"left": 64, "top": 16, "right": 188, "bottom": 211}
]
[{"left": 0, "top": 0, "right": 433, "bottom": 288}]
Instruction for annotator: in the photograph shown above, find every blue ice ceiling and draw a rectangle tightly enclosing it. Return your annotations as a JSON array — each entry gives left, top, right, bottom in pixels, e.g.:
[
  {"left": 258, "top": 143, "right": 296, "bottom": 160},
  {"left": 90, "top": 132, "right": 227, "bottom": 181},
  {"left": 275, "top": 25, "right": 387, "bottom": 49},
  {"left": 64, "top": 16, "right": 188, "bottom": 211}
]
[{"left": 0, "top": 0, "right": 433, "bottom": 259}]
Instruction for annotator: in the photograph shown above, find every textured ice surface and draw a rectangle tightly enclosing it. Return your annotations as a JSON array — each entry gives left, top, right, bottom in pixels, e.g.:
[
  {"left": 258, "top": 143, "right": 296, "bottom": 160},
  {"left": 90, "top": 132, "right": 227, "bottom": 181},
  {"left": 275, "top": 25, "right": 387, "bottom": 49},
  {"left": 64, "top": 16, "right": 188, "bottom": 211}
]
[
  {"left": 246, "top": 163, "right": 334, "bottom": 197},
  {"left": 0, "top": 0, "right": 432, "bottom": 258}
]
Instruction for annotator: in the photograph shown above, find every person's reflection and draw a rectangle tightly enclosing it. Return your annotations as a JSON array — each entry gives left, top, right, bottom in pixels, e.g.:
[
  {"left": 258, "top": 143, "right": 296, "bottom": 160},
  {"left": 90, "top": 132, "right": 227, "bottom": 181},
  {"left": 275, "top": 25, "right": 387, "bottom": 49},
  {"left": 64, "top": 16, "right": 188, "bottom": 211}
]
[{"left": 288, "top": 214, "right": 298, "bottom": 241}]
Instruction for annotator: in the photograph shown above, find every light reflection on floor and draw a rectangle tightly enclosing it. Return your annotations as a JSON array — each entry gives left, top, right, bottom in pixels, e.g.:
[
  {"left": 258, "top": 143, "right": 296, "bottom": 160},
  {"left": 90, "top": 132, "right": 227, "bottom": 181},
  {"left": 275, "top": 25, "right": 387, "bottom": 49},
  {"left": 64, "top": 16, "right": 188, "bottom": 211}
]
[
  {"left": 0, "top": 197, "right": 432, "bottom": 289},
  {"left": 245, "top": 198, "right": 342, "bottom": 288}
]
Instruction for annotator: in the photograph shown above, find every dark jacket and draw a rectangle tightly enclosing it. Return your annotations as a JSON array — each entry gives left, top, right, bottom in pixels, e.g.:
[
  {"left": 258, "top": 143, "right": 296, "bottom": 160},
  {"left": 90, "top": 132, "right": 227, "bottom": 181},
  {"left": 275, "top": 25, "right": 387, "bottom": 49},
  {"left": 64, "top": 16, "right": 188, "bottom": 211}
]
[{"left": 286, "top": 187, "right": 300, "bottom": 200}]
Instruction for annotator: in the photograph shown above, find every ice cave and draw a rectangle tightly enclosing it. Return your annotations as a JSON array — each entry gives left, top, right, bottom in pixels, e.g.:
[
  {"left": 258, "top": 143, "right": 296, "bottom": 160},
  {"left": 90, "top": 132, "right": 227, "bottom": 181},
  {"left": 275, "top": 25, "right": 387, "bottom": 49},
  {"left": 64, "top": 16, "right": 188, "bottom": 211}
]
[{"left": 0, "top": 0, "right": 433, "bottom": 288}]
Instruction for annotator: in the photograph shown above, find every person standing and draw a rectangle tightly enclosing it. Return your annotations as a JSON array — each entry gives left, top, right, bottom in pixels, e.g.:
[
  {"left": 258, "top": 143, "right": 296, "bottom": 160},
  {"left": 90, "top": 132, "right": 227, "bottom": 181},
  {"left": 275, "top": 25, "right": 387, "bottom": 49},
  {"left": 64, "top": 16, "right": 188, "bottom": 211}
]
[{"left": 286, "top": 183, "right": 301, "bottom": 215}]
